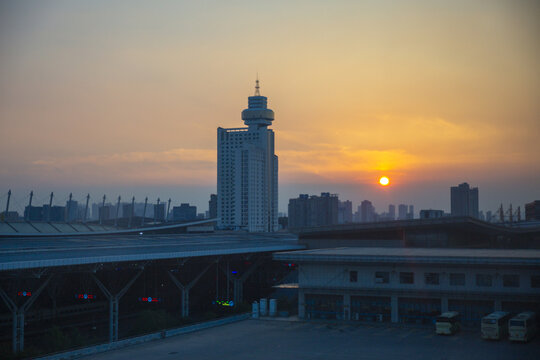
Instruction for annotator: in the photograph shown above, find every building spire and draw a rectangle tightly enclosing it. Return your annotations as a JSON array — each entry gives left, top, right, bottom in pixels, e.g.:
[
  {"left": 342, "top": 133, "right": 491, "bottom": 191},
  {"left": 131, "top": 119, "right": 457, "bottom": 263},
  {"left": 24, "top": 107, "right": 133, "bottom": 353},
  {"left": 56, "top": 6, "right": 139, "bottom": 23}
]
[{"left": 254, "top": 75, "right": 260, "bottom": 96}]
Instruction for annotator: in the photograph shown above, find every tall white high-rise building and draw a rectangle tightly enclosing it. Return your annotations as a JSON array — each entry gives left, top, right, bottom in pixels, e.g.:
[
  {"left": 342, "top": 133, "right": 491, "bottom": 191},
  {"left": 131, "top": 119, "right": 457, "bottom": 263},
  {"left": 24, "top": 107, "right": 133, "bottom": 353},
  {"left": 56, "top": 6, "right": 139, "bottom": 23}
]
[{"left": 217, "top": 80, "right": 278, "bottom": 232}]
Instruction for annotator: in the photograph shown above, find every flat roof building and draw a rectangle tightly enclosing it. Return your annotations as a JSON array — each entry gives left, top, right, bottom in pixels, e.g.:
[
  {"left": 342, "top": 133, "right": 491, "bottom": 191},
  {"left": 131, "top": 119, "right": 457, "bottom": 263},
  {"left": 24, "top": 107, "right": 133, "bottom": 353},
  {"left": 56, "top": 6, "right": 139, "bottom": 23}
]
[
  {"left": 451, "top": 182, "right": 479, "bottom": 219},
  {"left": 525, "top": 200, "right": 540, "bottom": 221},
  {"left": 288, "top": 193, "right": 339, "bottom": 229},
  {"left": 274, "top": 247, "right": 540, "bottom": 326}
]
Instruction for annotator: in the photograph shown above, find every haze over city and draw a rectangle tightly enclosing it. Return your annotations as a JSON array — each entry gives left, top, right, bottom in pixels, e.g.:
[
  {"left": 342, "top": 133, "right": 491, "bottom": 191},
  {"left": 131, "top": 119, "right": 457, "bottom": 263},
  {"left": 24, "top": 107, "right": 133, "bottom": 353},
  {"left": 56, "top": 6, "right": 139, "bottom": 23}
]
[{"left": 1, "top": 0, "right": 539, "bottom": 214}]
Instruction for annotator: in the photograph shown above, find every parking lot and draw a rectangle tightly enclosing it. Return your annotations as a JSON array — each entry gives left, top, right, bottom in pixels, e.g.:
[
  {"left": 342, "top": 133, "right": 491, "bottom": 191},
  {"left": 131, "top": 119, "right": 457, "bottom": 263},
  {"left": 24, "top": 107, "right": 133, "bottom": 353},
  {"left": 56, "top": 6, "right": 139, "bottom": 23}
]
[{"left": 91, "top": 318, "right": 540, "bottom": 360}]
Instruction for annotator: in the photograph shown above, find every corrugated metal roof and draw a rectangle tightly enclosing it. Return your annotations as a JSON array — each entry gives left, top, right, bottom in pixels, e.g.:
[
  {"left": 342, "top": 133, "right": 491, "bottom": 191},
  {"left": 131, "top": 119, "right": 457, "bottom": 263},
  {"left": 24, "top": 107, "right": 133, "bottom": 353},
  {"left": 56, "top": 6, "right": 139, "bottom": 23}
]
[
  {"left": 274, "top": 247, "right": 540, "bottom": 266},
  {"left": 0, "top": 232, "right": 303, "bottom": 270}
]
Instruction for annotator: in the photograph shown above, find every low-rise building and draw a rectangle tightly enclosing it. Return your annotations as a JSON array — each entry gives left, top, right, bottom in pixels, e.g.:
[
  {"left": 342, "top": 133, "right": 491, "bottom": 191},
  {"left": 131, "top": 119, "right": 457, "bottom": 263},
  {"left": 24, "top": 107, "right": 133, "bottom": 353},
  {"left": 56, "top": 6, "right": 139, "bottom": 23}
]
[
  {"left": 274, "top": 247, "right": 540, "bottom": 326},
  {"left": 525, "top": 200, "right": 540, "bottom": 221},
  {"left": 419, "top": 209, "right": 444, "bottom": 219}
]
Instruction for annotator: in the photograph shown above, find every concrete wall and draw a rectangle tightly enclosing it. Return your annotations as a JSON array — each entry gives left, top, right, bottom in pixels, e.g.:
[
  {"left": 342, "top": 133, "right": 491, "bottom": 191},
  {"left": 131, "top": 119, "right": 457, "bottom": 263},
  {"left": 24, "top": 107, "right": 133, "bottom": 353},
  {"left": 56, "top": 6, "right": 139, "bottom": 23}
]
[{"left": 299, "top": 263, "right": 540, "bottom": 295}]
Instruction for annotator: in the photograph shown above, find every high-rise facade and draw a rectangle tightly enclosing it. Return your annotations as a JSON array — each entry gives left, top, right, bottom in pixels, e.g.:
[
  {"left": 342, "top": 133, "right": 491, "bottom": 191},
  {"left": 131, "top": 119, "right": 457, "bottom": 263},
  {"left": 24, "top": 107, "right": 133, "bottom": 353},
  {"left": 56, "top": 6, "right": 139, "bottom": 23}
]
[
  {"left": 338, "top": 200, "right": 353, "bottom": 224},
  {"left": 217, "top": 81, "right": 278, "bottom": 232},
  {"left": 398, "top": 204, "right": 408, "bottom": 220},
  {"left": 288, "top": 193, "right": 338, "bottom": 228},
  {"left": 388, "top": 204, "right": 396, "bottom": 220},
  {"left": 450, "top": 182, "right": 479, "bottom": 218},
  {"left": 360, "top": 200, "right": 375, "bottom": 223}
]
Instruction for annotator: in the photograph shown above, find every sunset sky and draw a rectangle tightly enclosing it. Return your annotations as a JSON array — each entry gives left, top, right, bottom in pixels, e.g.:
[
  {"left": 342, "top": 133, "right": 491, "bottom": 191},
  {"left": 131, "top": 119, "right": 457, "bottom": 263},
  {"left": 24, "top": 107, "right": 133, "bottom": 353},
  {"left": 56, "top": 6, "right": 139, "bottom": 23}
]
[{"left": 1, "top": 1, "right": 539, "bottom": 215}]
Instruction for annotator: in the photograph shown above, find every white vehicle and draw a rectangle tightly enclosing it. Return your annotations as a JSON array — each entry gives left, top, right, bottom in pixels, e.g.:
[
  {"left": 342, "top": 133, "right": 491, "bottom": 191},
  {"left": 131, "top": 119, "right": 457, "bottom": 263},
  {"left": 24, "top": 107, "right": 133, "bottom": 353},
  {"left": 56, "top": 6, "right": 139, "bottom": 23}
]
[
  {"left": 481, "top": 311, "right": 511, "bottom": 340},
  {"left": 435, "top": 311, "right": 460, "bottom": 335},
  {"left": 508, "top": 311, "right": 537, "bottom": 342}
]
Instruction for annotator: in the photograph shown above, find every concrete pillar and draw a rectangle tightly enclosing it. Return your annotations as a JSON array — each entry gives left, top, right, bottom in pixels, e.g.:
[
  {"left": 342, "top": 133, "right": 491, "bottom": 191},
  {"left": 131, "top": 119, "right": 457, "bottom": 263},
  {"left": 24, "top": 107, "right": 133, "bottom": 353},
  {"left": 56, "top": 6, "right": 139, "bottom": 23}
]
[
  {"left": 343, "top": 294, "right": 351, "bottom": 320},
  {"left": 233, "top": 279, "right": 243, "bottom": 304},
  {"left": 168, "top": 262, "right": 213, "bottom": 318},
  {"left": 0, "top": 276, "right": 52, "bottom": 353},
  {"left": 441, "top": 297, "right": 449, "bottom": 313},
  {"left": 113, "top": 299, "right": 119, "bottom": 341},
  {"left": 494, "top": 299, "right": 502, "bottom": 311},
  {"left": 298, "top": 290, "right": 306, "bottom": 319},
  {"left": 107, "top": 298, "right": 120, "bottom": 342},
  {"left": 11, "top": 311, "right": 24, "bottom": 353},
  {"left": 391, "top": 296, "right": 399, "bottom": 323},
  {"left": 108, "top": 298, "right": 114, "bottom": 343},
  {"left": 182, "top": 289, "right": 189, "bottom": 318},
  {"left": 93, "top": 269, "right": 142, "bottom": 343}
]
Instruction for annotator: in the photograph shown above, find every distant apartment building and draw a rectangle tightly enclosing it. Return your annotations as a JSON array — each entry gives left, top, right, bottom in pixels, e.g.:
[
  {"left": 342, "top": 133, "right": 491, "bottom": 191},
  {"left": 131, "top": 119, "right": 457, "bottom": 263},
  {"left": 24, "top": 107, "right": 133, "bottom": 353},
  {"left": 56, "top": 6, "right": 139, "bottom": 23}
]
[
  {"left": 154, "top": 203, "right": 166, "bottom": 222},
  {"left": 208, "top": 194, "right": 217, "bottom": 219},
  {"left": 398, "top": 204, "right": 408, "bottom": 220},
  {"left": 388, "top": 204, "right": 396, "bottom": 220},
  {"left": 419, "top": 209, "right": 444, "bottom": 219},
  {"left": 338, "top": 200, "right": 353, "bottom": 224},
  {"left": 288, "top": 193, "right": 339, "bottom": 228},
  {"left": 65, "top": 199, "right": 78, "bottom": 222},
  {"left": 172, "top": 203, "right": 197, "bottom": 222},
  {"left": 360, "top": 200, "right": 375, "bottom": 223},
  {"left": 24, "top": 206, "right": 43, "bottom": 221},
  {"left": 122, "top": 203, "right": 134, "bottom": 220},
  {"left": 408, "top": 205, "right": 414, "bottom": 219},
  {"left": 451, "top": 182, "right": 479, "bottom": 218},
  {"left": 43, "top": 205, "right": 66, "bottom": 222},
  {"left": 0, "top": 211, "right": 19, "bottom": 222},
  {"left": 99, "top": 205, "right": 111, "bottom": 222},
  {"left": 525, "top": 200, "right": 540, "bottom": 221}
]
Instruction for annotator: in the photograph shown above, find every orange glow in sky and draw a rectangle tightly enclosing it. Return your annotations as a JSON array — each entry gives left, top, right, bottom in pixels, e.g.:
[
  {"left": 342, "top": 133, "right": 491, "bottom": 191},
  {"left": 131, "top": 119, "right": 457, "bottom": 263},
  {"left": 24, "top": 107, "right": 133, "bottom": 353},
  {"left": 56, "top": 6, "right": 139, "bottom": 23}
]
[{"left": 0, "top": 1, "right": 539, "bottom": 213}]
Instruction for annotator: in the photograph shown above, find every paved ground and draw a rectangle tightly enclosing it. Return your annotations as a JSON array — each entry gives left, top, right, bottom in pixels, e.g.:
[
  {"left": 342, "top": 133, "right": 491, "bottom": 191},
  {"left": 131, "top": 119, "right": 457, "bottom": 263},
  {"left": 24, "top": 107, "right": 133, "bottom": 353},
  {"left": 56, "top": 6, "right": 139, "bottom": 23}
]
[{"left": 90, "top": 319, "right": 540, "bottom": 360}]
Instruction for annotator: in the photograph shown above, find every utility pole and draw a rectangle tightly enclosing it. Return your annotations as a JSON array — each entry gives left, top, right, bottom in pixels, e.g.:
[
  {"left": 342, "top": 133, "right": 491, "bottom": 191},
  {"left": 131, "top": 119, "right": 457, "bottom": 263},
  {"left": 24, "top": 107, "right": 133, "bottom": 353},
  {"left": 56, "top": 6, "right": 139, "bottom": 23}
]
[
  {"left": 3, "top": 190, "right": 11, "bottom": 222},
  {"left": 154, "top": 198, "right": 160, "bottom": 223},
  {"left": 100, "top": 195, "right": 106, "bottom": 225},
  {"left": 142, "top": 197, "right": 148, "bottom": 226},
  {"left": 47, "top": 192, "right": 54, "bottom": 222},
  {"left": 128, "top": 196, "right": 135, "bottom": 228},
  {"left": 83, "top": 194, "right": 90, "bottom": 223},
  {"left": 114, "top": 196, "right": 121, "bottom": 227},
  {"left": 25, "top": 191, "right": 33, "bottom": 221},
  {"left": 66, "top": 193, "right": 73, "bottom": 223}
]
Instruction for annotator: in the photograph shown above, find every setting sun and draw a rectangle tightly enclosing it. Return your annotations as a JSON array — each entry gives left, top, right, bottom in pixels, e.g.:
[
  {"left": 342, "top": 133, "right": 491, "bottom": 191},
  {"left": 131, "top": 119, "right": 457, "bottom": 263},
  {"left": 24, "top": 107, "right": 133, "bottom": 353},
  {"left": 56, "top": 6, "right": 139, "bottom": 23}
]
[{"left": 379, "top": 176, "right": 390, "bottom": 186}]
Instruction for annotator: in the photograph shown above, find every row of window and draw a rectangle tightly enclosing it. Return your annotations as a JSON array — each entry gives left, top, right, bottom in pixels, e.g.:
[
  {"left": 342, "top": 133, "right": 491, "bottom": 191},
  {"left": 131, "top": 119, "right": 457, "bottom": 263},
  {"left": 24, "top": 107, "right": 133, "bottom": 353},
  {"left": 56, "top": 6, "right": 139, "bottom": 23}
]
[{"left": 348, "top": 271, "right": 540, "bottom": 288}]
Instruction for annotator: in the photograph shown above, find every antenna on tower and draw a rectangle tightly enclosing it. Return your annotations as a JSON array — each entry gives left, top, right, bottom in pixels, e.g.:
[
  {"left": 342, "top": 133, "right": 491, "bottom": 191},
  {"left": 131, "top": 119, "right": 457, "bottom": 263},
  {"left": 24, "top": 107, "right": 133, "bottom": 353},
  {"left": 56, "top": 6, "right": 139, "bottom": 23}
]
[{"left": 254, "top": 75, "right": 260, "bottom": 96}]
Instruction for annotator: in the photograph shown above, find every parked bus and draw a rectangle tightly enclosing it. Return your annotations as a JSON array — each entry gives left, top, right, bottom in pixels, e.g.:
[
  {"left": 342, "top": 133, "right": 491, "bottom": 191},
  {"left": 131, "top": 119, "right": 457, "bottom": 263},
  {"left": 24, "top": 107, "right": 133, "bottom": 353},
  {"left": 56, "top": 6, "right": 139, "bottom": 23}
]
[
  {"left": 481, "top": 311, "right": 511, "bottom": 340},
  {"left": 435, "top": 311, "right": 460, "bottom": 335},
  {"left": 509, "top": 311, "right": 537, "bottom": 342}
]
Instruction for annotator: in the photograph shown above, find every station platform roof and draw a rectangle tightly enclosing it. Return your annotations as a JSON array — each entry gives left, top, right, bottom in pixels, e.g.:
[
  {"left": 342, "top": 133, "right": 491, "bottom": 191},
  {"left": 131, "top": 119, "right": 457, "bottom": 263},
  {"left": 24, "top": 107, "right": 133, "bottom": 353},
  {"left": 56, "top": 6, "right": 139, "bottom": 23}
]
[
  {"left": 0, "top": 232, "right": 303, "bottom": 271},
  {"left": 274, "top": 247, "right": 540, "bottom": 267},
  {"left": 0, "top": 218, "right": 217, "bottom": 237}
]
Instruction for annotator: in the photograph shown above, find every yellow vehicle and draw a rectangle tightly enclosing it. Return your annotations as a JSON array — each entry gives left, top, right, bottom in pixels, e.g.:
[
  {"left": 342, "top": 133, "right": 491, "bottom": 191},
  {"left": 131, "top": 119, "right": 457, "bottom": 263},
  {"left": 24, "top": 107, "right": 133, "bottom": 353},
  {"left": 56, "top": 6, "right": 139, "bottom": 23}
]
[
  {"left": 509, "top": 311, "right": 537, "bottom": 342},
  {"left": 481, "top": 311, "right": 511, "bottom": 340},
  {"left": 435, "top": 311, "right": 461, "bottom": 335}
]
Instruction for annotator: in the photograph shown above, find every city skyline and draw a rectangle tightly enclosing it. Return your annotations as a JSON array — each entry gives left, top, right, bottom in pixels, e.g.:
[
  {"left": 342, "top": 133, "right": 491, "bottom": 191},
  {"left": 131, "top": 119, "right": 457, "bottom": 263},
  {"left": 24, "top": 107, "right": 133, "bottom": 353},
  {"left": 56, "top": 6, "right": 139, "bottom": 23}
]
[{"left": 1, "top": 1, "right": 539, "bottom": 215}]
